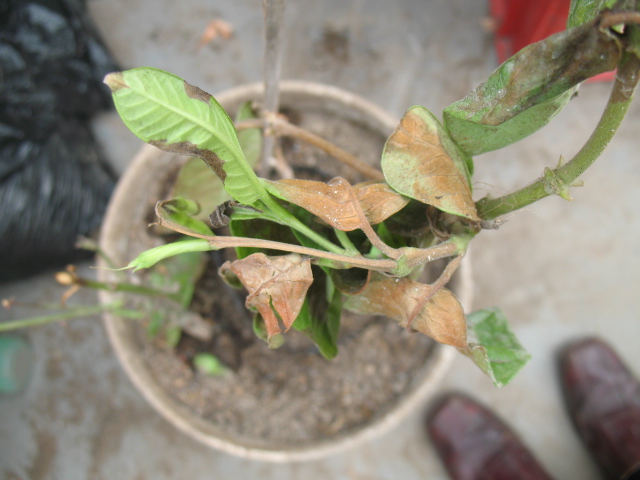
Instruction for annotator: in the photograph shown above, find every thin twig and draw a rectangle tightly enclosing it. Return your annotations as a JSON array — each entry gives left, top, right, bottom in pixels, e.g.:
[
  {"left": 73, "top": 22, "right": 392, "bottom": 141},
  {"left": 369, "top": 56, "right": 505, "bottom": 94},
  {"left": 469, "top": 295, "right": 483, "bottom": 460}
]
[
  {"left": 598, "top": 11, "right": 640, "bottom": 30},
  {"left": 0, "top": 303, "right": 144, "bottom": 332},
  {"left": 236, "top": 118, "right": 385, "bottom": 180}
]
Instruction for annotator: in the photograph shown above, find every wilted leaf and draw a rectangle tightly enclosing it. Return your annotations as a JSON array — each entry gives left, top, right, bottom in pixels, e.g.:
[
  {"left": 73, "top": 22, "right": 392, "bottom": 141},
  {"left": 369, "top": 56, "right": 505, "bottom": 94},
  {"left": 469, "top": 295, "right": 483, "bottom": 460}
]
[
  {"left": 381, "top": 106, "right": 478, "bottom": 221},
  {"left": 264, "top": 177, "right": 409, "bottom": 231},
  {"left": 104, "top": 67, "right": 267, "bottom": 205},
  {"left": 219, "top": 253, "right": 313, "bottom": 340},
  {"left": 443, "top": 20, "right": 622, "bottom": 156},
  {"left": 252, "top": 314, "right": 286, "bottom": 349},
  {"left": 459, "top": 307, "right": 531, "bottom": 387},
  {"left": 156, "top": 197, "right": 214, "bottom": 237},
  {"left": 343, "top": 273, "right": 467, "bottom": 348}
]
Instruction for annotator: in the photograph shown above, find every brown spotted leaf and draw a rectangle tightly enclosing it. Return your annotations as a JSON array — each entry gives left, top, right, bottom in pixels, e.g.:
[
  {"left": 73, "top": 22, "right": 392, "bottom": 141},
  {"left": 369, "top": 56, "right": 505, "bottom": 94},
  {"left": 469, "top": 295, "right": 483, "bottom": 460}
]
[
  {"left": 104, "top": 67, "right": 267, "bottom": 205},
  {"left": 343, "top": 273, "right": 467, "bottom": 347},
  {"left": 381, "top": 106, "right": 478, "bottom": 221},
  {"left": 219, "top": 253, "right": 313, "bottom": 340},
  {"left": 444, "top": 19, "right": 622, "bottom": 155},
  {"left": 263, "top": 177, "right": 409, "bottom": 231}
]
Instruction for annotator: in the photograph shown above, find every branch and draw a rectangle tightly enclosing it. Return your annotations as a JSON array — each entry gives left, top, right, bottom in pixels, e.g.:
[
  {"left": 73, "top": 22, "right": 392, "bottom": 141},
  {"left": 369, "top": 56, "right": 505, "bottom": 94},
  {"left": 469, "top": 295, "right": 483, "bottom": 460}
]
[
  {"left": 236, "top": 117, "right": 385, "bottom": 180},
  {"left": 0, "top": 302, "right": 144, "bottom": 332},
  {"left": 476, "top": 53, "right": 640, "bottom": 220}
]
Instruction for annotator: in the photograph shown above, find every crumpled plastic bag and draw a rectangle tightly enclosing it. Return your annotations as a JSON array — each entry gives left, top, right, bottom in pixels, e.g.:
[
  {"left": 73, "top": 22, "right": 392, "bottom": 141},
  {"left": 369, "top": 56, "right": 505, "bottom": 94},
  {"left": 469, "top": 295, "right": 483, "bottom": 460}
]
[{"left": 0, "top": 0, "right": 118, "bottom": 282}]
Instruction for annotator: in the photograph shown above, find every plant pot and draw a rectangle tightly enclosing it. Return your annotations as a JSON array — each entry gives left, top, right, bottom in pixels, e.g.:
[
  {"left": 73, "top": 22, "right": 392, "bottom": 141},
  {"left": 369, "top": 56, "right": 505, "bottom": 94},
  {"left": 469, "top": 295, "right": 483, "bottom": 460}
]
[{"left": 98, "top": 80, "right": 473, "bottom": 462}]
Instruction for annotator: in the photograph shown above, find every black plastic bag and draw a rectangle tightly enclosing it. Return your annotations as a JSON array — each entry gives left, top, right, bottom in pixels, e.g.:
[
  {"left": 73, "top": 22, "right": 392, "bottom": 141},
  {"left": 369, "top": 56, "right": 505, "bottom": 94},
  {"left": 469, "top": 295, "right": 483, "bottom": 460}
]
[{"left": 0, "top": 0, "right": 118, "bottom": 282}]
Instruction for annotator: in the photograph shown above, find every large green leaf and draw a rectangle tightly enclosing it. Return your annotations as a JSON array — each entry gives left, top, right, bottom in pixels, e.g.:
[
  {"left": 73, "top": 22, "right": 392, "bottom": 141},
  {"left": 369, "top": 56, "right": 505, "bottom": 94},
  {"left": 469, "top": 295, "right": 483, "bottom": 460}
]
[
  {"left": 459, "top": 308, "right": 531, "bottom": 387},
  {"left": 104, "top": 67, "right": 266, "bottom": 205},
  {"left": 381, "top": 106, "right": 478, "bottom": 221},
  {"left": 443, "top": 20, "right": 622, "bottom": 156},
  {"left": 171, "top": 101, "right": 264, "bottom": 221}
]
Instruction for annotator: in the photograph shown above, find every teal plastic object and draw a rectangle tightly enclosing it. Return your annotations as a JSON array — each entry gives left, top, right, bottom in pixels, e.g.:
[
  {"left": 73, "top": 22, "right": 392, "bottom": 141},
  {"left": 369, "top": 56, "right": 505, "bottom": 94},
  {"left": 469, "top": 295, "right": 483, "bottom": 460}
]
[{"left": 0, "top": 334, "right": 34, "bottom": 394}]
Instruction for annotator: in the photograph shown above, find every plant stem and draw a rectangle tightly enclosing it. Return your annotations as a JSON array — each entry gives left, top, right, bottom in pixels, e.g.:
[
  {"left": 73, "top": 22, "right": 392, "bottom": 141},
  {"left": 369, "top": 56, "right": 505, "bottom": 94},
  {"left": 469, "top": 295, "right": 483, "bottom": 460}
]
[
  {"left": 78, "top": 278, "right": 183, "bottom": 303},
  {"left": 236, "top": 118, "right": 385, "bottom": 180},
  {"left": 209, "top": 234, "right": 398, "bottom": 271},
  {"left": 0, "top": 303, "right": 144, "bottom": 332},
  {"left": 476, "top": 53, "right": 640, "bottom": 220},
  {"left": 334, "top": 229, "right": 360, "bottom": 255},
  {"left": 259, "top": 195, "right": 347, "bottom": 254},
  {"left": 260, "top": 0, "right": 286, "bottom": 177},
  {"left": 599, "top": 11, "right": 640, "bottom": 30}
]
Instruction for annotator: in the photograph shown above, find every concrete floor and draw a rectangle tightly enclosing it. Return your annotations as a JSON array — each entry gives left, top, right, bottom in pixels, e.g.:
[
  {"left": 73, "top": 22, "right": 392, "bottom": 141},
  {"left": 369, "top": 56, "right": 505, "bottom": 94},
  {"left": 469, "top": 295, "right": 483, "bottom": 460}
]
[{"left": 2, "top": 0, "right": 640, "bottom": 478}]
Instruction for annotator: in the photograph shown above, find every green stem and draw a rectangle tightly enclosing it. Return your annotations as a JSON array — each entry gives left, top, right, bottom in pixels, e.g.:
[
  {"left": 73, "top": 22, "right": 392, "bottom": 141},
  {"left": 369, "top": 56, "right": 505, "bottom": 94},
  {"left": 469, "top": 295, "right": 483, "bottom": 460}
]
[
  {"left": 334, "top": 229, "right": 360, "bottom": 255},
  {"left": 260, "top": 195, "right": 347, "bottom": 254},
  {"left": 0, "top": 303, "right": 144, "bottom": 332},
  {"left": 79, "top": 279, "right": 183, "bottom": 303},
  {"left": 476, "top": 53, "right": 640, "bottom": 220}
]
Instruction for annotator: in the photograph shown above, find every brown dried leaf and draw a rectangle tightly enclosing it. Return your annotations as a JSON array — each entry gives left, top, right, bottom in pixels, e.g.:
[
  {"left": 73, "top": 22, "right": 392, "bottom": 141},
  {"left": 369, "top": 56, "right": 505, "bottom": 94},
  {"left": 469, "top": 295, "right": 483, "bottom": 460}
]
[
  {"left": 381, "top": 106, "right": 478, "bottom": 221},
  {"left": 264, "top": 177, "right": 409, "bottom": 231},
  {"left": 219, "top": 253, "right": 313, "bottom": 339},
  {"left": 343, "top": 273, "right": 467, "bottom": 347}
]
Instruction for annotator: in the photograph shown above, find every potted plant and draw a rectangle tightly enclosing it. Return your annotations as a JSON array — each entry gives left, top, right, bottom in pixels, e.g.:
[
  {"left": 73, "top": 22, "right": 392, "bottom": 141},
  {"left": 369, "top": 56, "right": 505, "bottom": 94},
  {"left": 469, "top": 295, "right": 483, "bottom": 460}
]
[{"left": 3, "top": 0, "right": 639, "bottom": 463}]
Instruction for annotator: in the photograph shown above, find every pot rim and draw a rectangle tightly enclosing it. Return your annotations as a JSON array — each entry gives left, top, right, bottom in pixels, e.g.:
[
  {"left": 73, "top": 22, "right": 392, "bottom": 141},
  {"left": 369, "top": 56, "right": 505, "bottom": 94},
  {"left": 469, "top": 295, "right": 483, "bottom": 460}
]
[{"left": 98, "top": 80, "right": 472, "bottom": 462}]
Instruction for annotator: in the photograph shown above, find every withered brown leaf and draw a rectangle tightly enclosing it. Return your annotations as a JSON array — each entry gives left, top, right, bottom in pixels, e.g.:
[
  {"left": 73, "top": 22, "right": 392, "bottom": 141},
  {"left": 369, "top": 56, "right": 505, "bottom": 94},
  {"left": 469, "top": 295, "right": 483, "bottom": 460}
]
[
  {"left": 381, "top": 106, "right": 479, "bottom": 221},
  {"left": 343, "top": 273, "right": 467, "bottom": 348},
  {"left": 264, "top": 177, "right": 409, "bottom": 231},
  {"left": 219, "top": 253, "right": 313, "bottom": 339}
]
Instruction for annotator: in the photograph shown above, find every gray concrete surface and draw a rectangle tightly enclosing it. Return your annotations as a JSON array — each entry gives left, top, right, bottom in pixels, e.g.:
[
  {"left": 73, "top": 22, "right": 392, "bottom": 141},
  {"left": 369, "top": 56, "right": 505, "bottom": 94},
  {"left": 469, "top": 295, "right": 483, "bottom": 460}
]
[{"left": 2, "top": 0, "right": 640, "bottom": 478}]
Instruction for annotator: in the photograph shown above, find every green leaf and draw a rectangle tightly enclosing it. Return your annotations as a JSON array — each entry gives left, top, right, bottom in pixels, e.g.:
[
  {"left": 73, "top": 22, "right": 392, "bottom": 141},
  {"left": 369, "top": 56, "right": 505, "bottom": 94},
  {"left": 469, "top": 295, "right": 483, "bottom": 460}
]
[
  {"left": 157, "top": 197, "right": 214, "bottom": 237},
  {"left": 146, "top": 311, "right": 164, "bottom": 339},
  {"left": 292, "top": 285, "right": 341, "bottom": 359},
  {"left": 460, "top": 308, "right": 531, "bottom": 387},
  {"left": 567, "top": 0, "right": 618, "bottom": 28},
  {"left": 172, "top": 158, "right": 229, "bottom": 222},
  {"left": 443, "top": 21, "right": 622, "bottom": 156},
  {"left": 165, "top": 325, "right": 182, "bottom": 348},
  {"left": 126, "top": 239, "right": 214, "bottom": 271},
  {"left": 104, "top": 67, "right": 267, "bottom": 205},
  {"left": 193, "top": 353, "right": 228, "bottom": 376},
  {"left": 148, "top": 250, "right": 208, "bottom": 308},
  {"left": 236, "top": 101, "right": 263, "bottom": 168},
  {"left": 381, "top": 106, "right": 478, "bottom": 221}
]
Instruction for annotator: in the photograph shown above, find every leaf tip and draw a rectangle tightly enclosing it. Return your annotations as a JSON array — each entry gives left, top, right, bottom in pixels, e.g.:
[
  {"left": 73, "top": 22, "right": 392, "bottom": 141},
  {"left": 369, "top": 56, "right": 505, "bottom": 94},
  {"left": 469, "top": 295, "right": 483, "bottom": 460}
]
[{"left": 103, "top": 72, "right": 128, "bottom": 93}]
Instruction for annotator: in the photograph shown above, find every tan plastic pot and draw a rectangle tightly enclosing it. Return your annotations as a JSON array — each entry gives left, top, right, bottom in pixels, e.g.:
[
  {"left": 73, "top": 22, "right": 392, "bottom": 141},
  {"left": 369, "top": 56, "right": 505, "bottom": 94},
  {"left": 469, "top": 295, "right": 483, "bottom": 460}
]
[{"left": 98, "top": 80, "right": 473, "bottom": 462}]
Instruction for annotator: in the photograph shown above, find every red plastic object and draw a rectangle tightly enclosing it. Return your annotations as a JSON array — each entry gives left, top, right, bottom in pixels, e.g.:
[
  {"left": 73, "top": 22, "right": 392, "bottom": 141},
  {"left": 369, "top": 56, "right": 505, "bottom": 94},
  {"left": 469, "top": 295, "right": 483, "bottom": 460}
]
[{"left": 490, "top": 0, "right": 615, "bottom": 82}]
